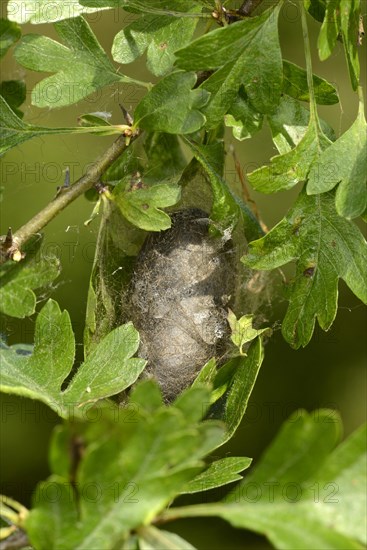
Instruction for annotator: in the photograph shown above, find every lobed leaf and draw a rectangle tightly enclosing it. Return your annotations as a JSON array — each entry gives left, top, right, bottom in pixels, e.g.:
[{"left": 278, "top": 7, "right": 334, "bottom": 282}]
[
  {"left": 283, "top": 60, "right": 339, "bottom": 105},
  {"left": 7, "top": 0, "right": 108, "bottom": 24},
  {"left": 182, "top": 457, "right": 252, "bottom": 494},
  {"left": 248, "top": 117, "right": 331, "bottom": 193},
  {"left": 113, "top": 178, "right": 181, "bottom": 231},
  {"left": 0, "top": 299, "right": 146, "bottom": 417},
  {"left": 112, "top": 3, "right": 200, "bottom": 77},
  {"left": 162, "top": 412, "right": 366, "bottom": 549},
  {"left": 133, "top": 71, "right": 209, "bottom": 134},
  {"left": 0, "top": 239, "right": 60, "bottom": 318},
  {"left": 307, "top": 100, "right": 367, "bottom": 219},
  {"left": 26, "top": 386, "right": 224, "bottom": 548},
  {"left": 175, "top": 4, "right": 283, "bottom": 114},
  {"left": 243, "top": 189, "right": 367, "bottom": 347},
  {"left": 317, "top": 0, "right": 360, "bottom": 90},
  {"left": 14, "top": 16, "right": 136, "bottom": 108}
]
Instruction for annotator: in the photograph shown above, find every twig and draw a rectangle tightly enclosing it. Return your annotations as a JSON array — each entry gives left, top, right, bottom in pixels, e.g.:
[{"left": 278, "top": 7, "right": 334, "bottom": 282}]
[{"left": 0, "top": 132, "right": 140, "bottom": 265}]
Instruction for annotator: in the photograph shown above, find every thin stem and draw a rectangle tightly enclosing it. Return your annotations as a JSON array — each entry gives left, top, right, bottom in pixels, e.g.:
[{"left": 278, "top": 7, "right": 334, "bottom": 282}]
[
  {"left": 301, "top": 4, "right": 318, "bottom": 123},
  {"left": 0, "top": 133, "right": 139, "bottom": 264}
]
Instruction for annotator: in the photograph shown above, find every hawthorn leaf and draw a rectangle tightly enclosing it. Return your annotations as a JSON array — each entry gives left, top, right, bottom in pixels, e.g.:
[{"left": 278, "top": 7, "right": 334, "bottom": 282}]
[
  {"left": 283, "top": 60, "right": 338, "bottom": 105},
  {"left": 305, "top": 0, "right": 326, "bottom": 23},
  {"left": 243, "top": 190, "right": 367, "bottom": 348},
  {"left": 0, "top": 299, "right": 146, "bottom": 417},
  {"left": 0, "top": 80, "right": 26, "bottom": 117},
  {"left": 133, "top": 72, "right": 209, "bottom": 134},
  {"left": 26, "top": 388, "right": 224, "bottom": 548},
  {"left": 248, "top": 117, "right": 331, "bottom": 193},
  {"left": 113, "top": 177, "right": 181, "bottom": 231},
  {"left": 0, "top": 18, "right": 21, "bottom": 57},
  {"left": 14, "top": 17, "right": 140, "bottom": 108},
  {"left": 7, "top": 0, "right": 108, "bottom": 24},
  {"left": 0, "top": 95, "right": 123, "bottom": 156},
  {"left": 224, "top": 87, "right": 263, "bottom": 141},
  {"left": 307, "top": 100, "right": 367, "bottom": 219},
  {"left": 63, "top": 322, "right": 146, "bottom": 409},
  {"left": 209, "top": 338, "right": 264, "bottom": 445},
  {"left": 163, "top": 412, "right": 366, "bottom": 549},
  {"left": 182, "top": 457, "right": 252, "bottom": 494},
  {"left": 112, "top": 3, "right": 200, "bottom": 76},
  {"left": 175, "top": 4, "right": 283, "bottom": 114},
  {"left": 318, "top": 0, "right": 360, "bottom": 90},
  {"left": 0, "top": 240, "right": 60, "bottom": 318},
  {"left": 25, "top": 476, "right": 82, "bottom": 550},
  {"left": 267, "top": 95, "right": 335, "bottom": 155},
  {"left": 182, "top": 138, "right": 263, "bottom": 241},
  {"left": 143, "top": 132, "right": 187, "bottom": 180},
  {"left": 129, "top": 379, "right": 163, "bottom": 414},
  {"left": 0, "top": 299, "right": 75, "bottom": 413},
  {"left": 82, "top": 0, "right": 205, "bottom": 14},
  {"left": 227, "top": 310, "right": 270, "bottom": 356},
  {"left": 138, "top": 527, "right": 196, "bottom": 550},
  {"left": 229, "top": 409, "right": 342, "bottom": 492}
]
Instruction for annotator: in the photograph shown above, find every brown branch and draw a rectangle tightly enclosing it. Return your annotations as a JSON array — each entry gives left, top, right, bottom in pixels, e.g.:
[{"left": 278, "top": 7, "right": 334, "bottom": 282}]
[{"left": 0, "top": 131, "right": 140, "bottom": 265}]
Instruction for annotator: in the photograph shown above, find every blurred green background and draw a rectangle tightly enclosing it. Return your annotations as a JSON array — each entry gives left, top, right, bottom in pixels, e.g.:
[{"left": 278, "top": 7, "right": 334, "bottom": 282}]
[{"left": 1, "top": 2, "right": 366, "bottom": 548}]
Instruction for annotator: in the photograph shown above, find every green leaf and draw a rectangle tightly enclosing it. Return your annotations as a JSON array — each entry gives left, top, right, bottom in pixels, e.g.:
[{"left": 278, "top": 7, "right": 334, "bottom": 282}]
[
  {"left": 133, "top": 72, "right": 209, "bottom": 134},
  {"left": 113, "top": 177, "right": 181, "bottom": 231},
  {"left": 0, "top": 240, "right": 60, "bottom": 318},
  {"left": 283, "top": 60, "right": 339, "bottom": 105},
  {"left": 307, "top": 100, "right": 367, "bottom": 219},
  {"left": 228, "top": 409, "right": 342, "bottom": 491},
  {"left": 305, "top": 0, "right": 326, "bottom": 23},
  {"left": 0, "top": 299, "right": 146, "bottom": 417},
  {"left": 182, "top": 457, "right": 252, "bottom": 494},
  {"left": 0, "top": 18, "right": 21, "bottom": 57},
  {"left": 138, "top": 527, "right": 197, "bottom": 550},
  {"left": 210, "top": 338, "right": 264, "bottom": 445},
  {"left": 14, "top": 17, "right": 141, "bottom": 108},
  {"left": 129, "top": 379, "right": 163, "bottom": 414},
  {"left": 0, "top": 80, "right": 26, "bottom": 117},
  {"left": 0, "top": 299, "right": 75, "bottom": 413},
  {"left": 248, "top": 116, "right": 331, "bottom": 193},
  {"left": 227, "top": 310, "right": 270, "bottom": 356},
  {"left": 112, "top": 4, "right": 200, "bottom": 77},
  {"left": 83, "top": 197, "right": 143, "bottom": 356},
  {"left": 63, "top": 322, "right": 146, "bottom": 409},
  {"left": 175, "top": 4, "right": 283, "bottom": 114},
  {"left": 317, "top": 0, "right": 360, "bottom": 90},
  {"left": 267, "top": 95, "right": 335, "bottom": 155},
  {"left": 163, "top": 412, "right": 366, "bottom": 549},
  {"left": 182, "top": 138, "right": 263, "bottom": 241},
  {"left": 243, "top": 190, "right": 367, "bottom": 347},
  {"left": 82, "top": 0, "right": 205, "bottom": 15},
  {"left": 7, "top": 0, "right": 108, "bottom": 24},
  {"left": 0, "top": 94, "right": 123, "bottom": 156},
  {"left": 224, "top": 87, "right": 263, "bottom": 141},
  {"left": 26, "top": 387, "right": 225, "bottom": 548},
  {"left": 143, "top": 132, "right": 187, "bottom": 180}
]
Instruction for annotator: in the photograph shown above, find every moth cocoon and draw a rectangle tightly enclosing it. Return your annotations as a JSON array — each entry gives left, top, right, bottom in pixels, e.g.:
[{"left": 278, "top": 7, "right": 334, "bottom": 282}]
[{"left": 129, "top": 208, "right": 234, "bottom": 402}]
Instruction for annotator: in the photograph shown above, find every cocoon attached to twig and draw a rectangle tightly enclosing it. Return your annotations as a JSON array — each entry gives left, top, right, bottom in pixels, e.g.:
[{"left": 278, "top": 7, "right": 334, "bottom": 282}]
[{"left": 129, "top": 208, "right": 234, "bottom": 402}]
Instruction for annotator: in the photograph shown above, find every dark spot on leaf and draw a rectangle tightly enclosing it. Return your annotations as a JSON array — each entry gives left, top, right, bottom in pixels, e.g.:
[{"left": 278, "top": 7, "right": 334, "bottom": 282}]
[
  {"left": 331, "top": 240, "right": 336, "bottom": 247},
  {"left": 142, "top": 203, "right": 149, "bottom": 210},
  {"left": 303, "top": 266, "right": 315, "bottom": 278},
  {"left": 159, "top": 42, "right": 167, "bottom": 50}
]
